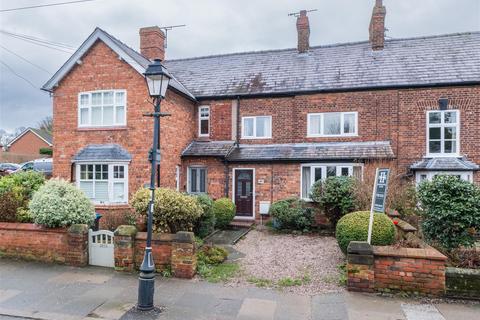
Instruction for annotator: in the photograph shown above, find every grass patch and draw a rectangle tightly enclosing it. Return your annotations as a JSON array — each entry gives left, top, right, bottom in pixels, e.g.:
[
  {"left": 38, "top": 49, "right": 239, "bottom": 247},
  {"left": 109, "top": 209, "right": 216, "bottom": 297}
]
[
  {"left": 247, "top": 277, "right": 274, "bottom": 287},
  {"left": 337, "top": 263, "right": 347, "bottom": 286},
  {"left": 198, "top": 262, "right": 239, "bottom": 283}
]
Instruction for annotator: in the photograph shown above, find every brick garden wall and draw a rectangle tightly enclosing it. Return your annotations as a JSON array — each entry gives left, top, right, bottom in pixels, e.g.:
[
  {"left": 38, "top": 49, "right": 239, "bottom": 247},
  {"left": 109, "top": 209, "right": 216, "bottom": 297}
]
[
  {"left": 347, "top": 241, "right": 448, "bottom": 296},
  {"left": 0, "top": 223, "right": 88, "bottom": 266},
  {"left": 114, "top": 226, "right": 196, "bottom": 278}
]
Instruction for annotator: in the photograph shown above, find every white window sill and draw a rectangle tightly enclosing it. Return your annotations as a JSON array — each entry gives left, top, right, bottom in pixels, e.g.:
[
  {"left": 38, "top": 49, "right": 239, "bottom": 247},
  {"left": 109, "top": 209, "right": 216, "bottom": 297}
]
[
  {"left": 307, "top": 134, "right": 358, "bottom": 138},
  {"left": 425, "top": 153, "right": 460, "bottom": 158},
  {"left": 241, "top": 136, "right": 272, "bottom": 140}
]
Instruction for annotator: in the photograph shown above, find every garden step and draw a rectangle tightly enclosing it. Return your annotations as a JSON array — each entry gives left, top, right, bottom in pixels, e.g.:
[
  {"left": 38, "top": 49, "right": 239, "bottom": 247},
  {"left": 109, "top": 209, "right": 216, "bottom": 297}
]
[{"left": 230, "top": 220, "right": 255, "bottom": 228}]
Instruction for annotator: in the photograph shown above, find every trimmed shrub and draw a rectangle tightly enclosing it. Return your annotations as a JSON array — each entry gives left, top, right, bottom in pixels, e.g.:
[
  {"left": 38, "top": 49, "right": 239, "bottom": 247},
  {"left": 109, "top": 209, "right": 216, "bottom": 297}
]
[
  {"left": 16, "top": 207, "right": 33, "bottom": 223},
  {"left": 131, "top": 188, "right": 203, "bottom": 233},
  {"left": 29, "top": 179, "right": 95, "bottom": 228},
  {"left": 417, "top": 175, "right": 480, "bottom": 250},
  {"left": 336, "top": 211, "right": 395, "bottom": 254},
  {"left": 197, "top": 245, "right": 229, "bottom": 265},
  {"left": 0, "top": 171, "right": 45, "bottom": 222},
  {"left": 0, "top": 191, "right": 23, "bottom": 222},
  {"left": 269, "top": 198, "right": 315, "bottom": 232},
  {"left": 194, "top": 194, "right": 216, "bottom": 238},
  {"left": 311, "top": 176, "right": 357, "bottom": 227},
  {"left": 212, "top": 198, "right": 235, "bottom": 229},
  {"left": 39, "top": 147, "right": 53, "bottom": 156}
]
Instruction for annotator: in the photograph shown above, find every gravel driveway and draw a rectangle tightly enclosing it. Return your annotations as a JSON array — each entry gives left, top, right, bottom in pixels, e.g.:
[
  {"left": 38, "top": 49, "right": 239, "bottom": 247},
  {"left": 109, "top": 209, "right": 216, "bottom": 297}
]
[{"left": 227, "top": 229, "right": 345, "bottom": 295}]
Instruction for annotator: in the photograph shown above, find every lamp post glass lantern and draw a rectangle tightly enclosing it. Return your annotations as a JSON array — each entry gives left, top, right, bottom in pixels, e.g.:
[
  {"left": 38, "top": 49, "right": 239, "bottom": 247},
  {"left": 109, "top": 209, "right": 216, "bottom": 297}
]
[{"left": 137, "top": 58, "right": 171, "bottom": 311}]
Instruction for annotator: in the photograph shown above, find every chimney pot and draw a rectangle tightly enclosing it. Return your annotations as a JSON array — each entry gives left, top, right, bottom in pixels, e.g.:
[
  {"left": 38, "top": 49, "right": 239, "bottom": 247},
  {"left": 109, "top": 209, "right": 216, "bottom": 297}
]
[
  {"left": 139, "top": 26, "right": 166, "bottom": 61},
  {"left": 369, "top": 0, "right": 386, "bottom": 50},
  {"left": 296, "top": 10, "right": 310, "bottom": 53}
]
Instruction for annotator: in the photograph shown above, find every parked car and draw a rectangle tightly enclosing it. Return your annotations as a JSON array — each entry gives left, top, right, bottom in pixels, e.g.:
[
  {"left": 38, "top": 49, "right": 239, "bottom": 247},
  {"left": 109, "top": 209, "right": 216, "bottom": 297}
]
[
  {"left": 0, "top": 163, "right": 20, "bottom": 176},
  {"left": 13, "top": 158, "right": 52, "bottom": 178}
]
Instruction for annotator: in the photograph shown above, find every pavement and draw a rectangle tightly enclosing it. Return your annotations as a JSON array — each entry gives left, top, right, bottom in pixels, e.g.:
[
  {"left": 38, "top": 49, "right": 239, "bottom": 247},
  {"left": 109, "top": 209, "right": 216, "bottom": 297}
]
[{"left": 0, "top": 260, "right": 479, "bottom": 320}]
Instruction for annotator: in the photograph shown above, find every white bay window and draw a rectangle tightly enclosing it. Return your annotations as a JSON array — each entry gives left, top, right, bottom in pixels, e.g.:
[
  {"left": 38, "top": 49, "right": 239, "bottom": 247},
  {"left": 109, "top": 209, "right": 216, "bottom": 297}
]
[
  {"left": 78, "top": 90, "right": 126, "bottom": 127},
  {"left": 307, "top": 112, "right": 357, "bottom": 137},
  {"left": 301, "top": 163, "right": 362, "bottom": 200},
  {"left": 76, "top": 163, "right": 128, "bottom": 204}
]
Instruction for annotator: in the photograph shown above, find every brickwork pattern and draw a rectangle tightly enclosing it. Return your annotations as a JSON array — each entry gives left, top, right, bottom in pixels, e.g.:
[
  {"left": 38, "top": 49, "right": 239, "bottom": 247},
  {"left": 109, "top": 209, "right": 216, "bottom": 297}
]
[
  {"left": 0, "top": 223, "right": 88, "bottom": 266},
  {"left": 7, "top": 131, "right": 50, "bottom": 155},
  {"left": 373, "top": 246, "right": 447, "bottom": 296},
  {"left": 113, "top": 226, "right": 197, "bottom": 278}
]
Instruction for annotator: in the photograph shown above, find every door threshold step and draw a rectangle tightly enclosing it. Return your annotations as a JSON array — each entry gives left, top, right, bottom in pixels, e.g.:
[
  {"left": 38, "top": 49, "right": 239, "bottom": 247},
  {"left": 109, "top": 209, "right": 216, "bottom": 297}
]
[{"left": 230, "top": 220, "right": 255, "bottom": 228}]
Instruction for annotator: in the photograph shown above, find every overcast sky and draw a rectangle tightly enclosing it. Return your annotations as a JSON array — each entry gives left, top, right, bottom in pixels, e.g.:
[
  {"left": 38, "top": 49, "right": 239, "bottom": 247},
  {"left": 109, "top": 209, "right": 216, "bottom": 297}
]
[{"left": 0, "top": 0, "right": 479, "bottom": 133}]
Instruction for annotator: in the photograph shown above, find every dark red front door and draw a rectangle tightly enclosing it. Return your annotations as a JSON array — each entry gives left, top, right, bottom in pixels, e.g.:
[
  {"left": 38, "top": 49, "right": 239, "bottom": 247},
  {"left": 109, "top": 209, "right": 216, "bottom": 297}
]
[{"left": 234, "top": 169, "right": 254, "bottom": 217}]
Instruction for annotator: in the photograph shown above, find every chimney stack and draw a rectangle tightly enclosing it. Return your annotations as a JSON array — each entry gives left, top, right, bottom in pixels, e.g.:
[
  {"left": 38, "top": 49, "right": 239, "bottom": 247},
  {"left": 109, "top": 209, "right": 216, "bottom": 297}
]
[
  {"left": 369, "top": 0, "right": 386, "bottom": 50},
  {"left": 296, "top": 10, "right": 310, "bottom": 53},
  {"left": 139, "top": 26, "right": 166, "bottom": 61}
]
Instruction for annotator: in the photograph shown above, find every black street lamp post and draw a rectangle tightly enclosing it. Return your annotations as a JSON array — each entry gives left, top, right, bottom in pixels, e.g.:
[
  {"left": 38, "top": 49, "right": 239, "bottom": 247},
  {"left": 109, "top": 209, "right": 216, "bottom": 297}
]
[{"left": 137, "top": 59, "right": 171, "bottom": 311}]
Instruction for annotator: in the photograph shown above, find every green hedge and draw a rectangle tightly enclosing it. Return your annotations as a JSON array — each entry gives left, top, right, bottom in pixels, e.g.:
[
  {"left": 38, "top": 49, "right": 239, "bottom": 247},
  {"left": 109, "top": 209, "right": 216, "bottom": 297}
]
[
  {"left": 269, "top": 198, "right": 315, "bottom": 232},
  {"left": 194, "top": 194, "right": 216, "bottom": 238},
  {"left": 131, "top": 188, "right": 203, "bottom": 233},
  {"left": 336, "top": 211, "right": 395, "bottom": 254},
  {"left": 417, "top": 175, "right": 480, "bottom": 250},
  {"left": 212, "top": 198, "right": 235, "bottom": 229}
]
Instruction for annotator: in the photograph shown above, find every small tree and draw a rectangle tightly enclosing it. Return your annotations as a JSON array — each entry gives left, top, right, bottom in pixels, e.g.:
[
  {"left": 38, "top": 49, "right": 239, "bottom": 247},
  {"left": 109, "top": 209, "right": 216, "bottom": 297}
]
[
  {"left": 311, "top": 176, "right": 357, "bottom": 227},
  {"left": 417, "top": 175, "right": 480, "bottom": 250}
]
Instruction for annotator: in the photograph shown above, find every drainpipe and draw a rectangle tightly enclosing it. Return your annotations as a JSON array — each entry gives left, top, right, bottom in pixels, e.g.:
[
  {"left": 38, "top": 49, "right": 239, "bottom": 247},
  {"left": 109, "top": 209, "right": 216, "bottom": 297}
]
[
  {"left": 224, "top": 159, "right": 230, "bottom": 197},
  {"left": 235, "top": 96, "right": 240, "bottom": 147}
]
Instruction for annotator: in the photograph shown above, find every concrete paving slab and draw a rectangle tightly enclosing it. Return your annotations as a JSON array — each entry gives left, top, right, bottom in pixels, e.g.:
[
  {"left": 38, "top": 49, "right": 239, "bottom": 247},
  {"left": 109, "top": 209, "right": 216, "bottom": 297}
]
[
  {"left": 0, "top": 290, "right": 20, "bottom": 304},
  {"left": 435, "top": 303, "right": 480, "bottom": 320},
  {"left": 237, "top": 298, "right": 276, "bottom": 320},
  {"left": 49, "top": 270, "right": 112, "bottom": 284},
  {"left": 344, "top": 292, "right": 405, "bottom": 320},
  {"left": 401, "top": 304, "right": 445, "bottom": 320},
  {"left": 312, "top": 293, "right": 348, "bottom": 320}
]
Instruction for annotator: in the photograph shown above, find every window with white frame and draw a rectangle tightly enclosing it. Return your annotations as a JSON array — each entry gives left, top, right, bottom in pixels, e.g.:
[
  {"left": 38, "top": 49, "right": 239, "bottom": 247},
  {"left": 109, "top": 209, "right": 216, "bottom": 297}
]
[
  {"left": 188, "top": 167, "right": 206, "bottom": 194},
  {"left": 301, "top": 164, "right": 362, "bottom": 199},
  {"left": 78, "top": 90, "right": 126, "bottom": 127},
  {"left": 427, "top": 110, "right": 459, "bottom": 156},
  {"left": 76, "top": 163, "right": 128, "bottom": 204},
  {"left": 307, "top": 112, "right": 357, "bottom": 137},
  {"left": 198, "top": 106, "right": 210, "bottom": 136},
  {"left": 415, "top": 171, "right": 472, "bottom": 185},
  {"left": 242, "top": 116, "right": 272, "bottom": 139}
]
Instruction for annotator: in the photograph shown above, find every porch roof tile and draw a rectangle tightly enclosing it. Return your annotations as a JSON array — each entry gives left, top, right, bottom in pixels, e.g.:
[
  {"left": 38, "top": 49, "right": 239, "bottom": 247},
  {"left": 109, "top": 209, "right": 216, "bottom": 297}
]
[
  {"left": 410, "top": 157, "right": 479, "bottom": 171},
  {"left": 182, "top": 140, "right": 394, "bottom": 162},
  {"left": 73, "top": 144, "right": 132, "bottom": 162}
]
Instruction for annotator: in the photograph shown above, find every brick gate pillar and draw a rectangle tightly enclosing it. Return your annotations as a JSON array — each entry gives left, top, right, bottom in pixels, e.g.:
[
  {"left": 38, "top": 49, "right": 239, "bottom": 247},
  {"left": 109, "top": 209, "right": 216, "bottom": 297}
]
[
  {"left": 171, "top": 231, "right": 197, "bottom": 279},
  {"left": 114, "top": 225, "right": 137, "bottom": 272},
  {"left": 347, "top": 241, "right": 375, "bottom": 292}
]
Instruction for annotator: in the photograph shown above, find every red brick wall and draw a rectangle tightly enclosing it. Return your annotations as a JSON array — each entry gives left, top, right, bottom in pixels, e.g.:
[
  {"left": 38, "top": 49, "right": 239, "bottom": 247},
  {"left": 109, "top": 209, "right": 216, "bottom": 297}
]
[
  {"left": 52, "top": 40, "right": 195, "bottom": 214},
  {"left": 373, "top": 246, "right": 447, "bottom": 296},
  {"left": 8, "top": 131, "right": 50, "bottom": 156},
  {"left": 0, "top": 223, "right": 88, "bottom": 266},
  {"left": 397, "top": 87, "right": 480, "bottom": 183},
  {"left": 134, "top": 232, "right": 173, "bottom": 272},
  {"left": 197, "top": 85, "right": 479, "bottom": 182}
]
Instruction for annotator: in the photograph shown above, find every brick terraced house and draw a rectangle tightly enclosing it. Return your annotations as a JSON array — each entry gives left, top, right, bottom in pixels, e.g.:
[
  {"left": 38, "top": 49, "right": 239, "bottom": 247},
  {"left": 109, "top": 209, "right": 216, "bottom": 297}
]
[{"left": 42, "top": 1, "right": 480, "bottom": 223}]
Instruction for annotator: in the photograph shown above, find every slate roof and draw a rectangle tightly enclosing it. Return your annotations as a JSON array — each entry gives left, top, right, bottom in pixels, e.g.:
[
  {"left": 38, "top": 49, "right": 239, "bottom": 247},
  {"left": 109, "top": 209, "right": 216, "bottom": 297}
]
[
  {"left": 410, "top": 157, "right": 479, "bottom": 171},
  {"left": 42, "top": 28, "right": 195, "bottom": 101},
  {"left": 164, "top": 32, "right": 480, "bottom": 98},
  {"left": 182, "top": 141, "right": 235, "bottom": 157},
  {"left": 73, "top": 144, "right": 132, "bottom": 162},
  {"left": 182, "top": 140, "right": 394, "bottom": 162}
]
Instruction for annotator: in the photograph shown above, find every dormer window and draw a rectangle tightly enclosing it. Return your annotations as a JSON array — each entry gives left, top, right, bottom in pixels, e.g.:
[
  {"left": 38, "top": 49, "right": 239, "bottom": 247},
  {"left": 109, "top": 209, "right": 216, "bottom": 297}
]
[
  {"left": 427, "top": 110, "right": 459, "bottom": 156},
  {"left": 198, "top": 106, "right": 210, "bottom": 137},
  {"left": 78, "top": 90, "right": 126, "bottom": 127}
]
